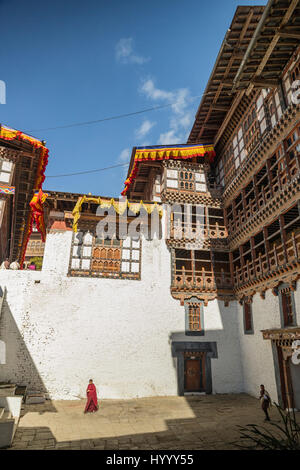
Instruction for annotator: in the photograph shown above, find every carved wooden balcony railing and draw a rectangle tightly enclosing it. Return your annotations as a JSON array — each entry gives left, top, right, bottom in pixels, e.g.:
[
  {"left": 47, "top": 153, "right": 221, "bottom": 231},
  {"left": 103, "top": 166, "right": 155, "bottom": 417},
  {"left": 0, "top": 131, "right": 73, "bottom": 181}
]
[
  {"left": 170, "top": 221, "right": 228, "bottom": 240},
  {"left": 172, "top": 267, "right": 232, "bottom": 291},
  {"left": 227, "top": 157, "right": 300, "bottom": 237},
  {"left": 234, "top": 232, "right": 300, "bottom": 289}
]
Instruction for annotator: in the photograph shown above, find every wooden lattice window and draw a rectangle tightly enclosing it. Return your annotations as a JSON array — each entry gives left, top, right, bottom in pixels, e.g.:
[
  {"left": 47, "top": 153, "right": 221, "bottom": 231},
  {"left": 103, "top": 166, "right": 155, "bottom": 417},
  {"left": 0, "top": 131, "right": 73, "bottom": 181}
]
[
  {"left": 184, "top": 297, "right": 204, "bottom": 335},
  {"left": 69, "top": 231, "right": 141, "bottom": 279},
  {"left": 267, "top": 91, "right": 283, "bottom": 128},
  {"left": 216, "top": 158, "right": 224, "bottom": 187},
  {"left": 188, "top": 304, "right": 201, "bottom": 331},
  {"left": 179, "top": 170, "right": 195, "bottom": 191},
  {"left": 92, "top": 238, "right": 121, "bottom": 273},
  {"left": 243, "top": 105, "right": 260, "bottom": 154},
  {"left": 283, "top": 126, "right": 300, "bottom": 179},
  {"left": 244, "top": 302, "right": 253, "bottom": 333},
  {"left": 281, "top": 290, "right": 295, "bottom": 327}
]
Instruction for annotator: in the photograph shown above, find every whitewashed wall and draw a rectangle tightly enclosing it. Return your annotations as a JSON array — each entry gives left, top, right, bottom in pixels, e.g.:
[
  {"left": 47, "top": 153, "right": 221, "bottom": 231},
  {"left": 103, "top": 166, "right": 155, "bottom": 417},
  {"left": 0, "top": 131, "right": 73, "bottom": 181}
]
[
  {"left": 237, "top": 286, "right": 300, "bottom": 403},
  {"left": 0, "top": 229, "right": 244, "bottom": 400}
]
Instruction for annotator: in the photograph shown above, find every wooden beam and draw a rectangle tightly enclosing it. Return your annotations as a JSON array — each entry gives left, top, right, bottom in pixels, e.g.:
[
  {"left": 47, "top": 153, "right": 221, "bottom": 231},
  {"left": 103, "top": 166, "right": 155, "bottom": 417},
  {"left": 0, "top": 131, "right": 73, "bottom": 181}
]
[
  {"left": 250, "top": 77, "right": 280, "bottom": 88},
  {"left": 202, "top": 124, "right": 221, "bottom": 130},
  {"left": 134, "top": 177, "right": 149, "bottom": 183},
  {"left": 278, "top": 29, "right": 300, "bottom": 40},
  {"left": 214, "top": 90, "right": 245, "bottom": 146},
  {"left": 211, "top": 105, "right": 230, "bottom": 112},
  {"left": 242, "top": 0, "right": 299, "bottom": 97},
  {"left": 221, "top": 81, "right": 234, "bottom": 87}
]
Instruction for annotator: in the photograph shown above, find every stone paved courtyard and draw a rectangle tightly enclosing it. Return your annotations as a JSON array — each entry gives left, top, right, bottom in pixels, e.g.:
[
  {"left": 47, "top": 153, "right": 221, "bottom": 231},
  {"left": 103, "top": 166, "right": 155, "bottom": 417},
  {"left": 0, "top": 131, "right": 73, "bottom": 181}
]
[{"left": 6, "top": 393, "right": 299, "bottom": 450}]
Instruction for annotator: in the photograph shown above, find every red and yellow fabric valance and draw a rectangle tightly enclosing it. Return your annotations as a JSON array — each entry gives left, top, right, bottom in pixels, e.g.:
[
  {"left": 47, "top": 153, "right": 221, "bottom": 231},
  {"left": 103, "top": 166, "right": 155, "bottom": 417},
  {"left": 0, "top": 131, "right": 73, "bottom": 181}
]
[
  {"left": 121, "top": 143, "right": 215, "bottom": 196},
  {"left": 0, "top": 125, "right": 50, "bottom": 268},
  {"left": 0, "top": 124, "right": 49, "bottom": 190},
  {"left": 72, "top": 195, "right": 163, "bottom": 232},
  {"left": 0, "top": 124, "right": 46, "bottom": 149}
]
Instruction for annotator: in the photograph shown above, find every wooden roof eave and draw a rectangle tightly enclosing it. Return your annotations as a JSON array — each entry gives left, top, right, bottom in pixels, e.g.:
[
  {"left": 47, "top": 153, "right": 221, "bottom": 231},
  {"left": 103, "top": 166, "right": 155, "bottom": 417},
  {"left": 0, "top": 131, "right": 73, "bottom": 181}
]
[
  {"left": 188, "top": 6, "right": 265, "bottom": 144},
  {"left": 127, "top": 160, "right": 164, "bottom": 199},
  {"left": 232, "top": 0, "right": 300, "bottom": 94}
]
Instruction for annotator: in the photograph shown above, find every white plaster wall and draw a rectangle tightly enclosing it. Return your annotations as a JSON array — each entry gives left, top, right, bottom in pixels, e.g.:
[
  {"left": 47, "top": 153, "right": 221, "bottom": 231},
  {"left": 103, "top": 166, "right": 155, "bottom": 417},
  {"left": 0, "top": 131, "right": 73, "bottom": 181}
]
[
  {"left": 207, "top": 300, "right": 243, "bottom": 393},
  {"left": 237, "top": 284, "right": 300, "bottom": 403},
  {"left": 237, "top": 290, "right": 283, "bottom": 402},
  {"left": 0, "top": 230, "right": 244, "bottom": 400}
]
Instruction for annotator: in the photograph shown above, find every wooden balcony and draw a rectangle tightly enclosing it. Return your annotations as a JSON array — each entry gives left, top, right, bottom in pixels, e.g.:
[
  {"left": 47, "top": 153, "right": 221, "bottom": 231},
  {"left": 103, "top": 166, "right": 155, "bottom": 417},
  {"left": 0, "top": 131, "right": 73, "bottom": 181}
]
[
  {"left": 234, "top": 232, "right": 300, "bottom": 289},
  {"left": 173, "top": 267, "right": 232, "bottom": 291},
  {"left": 227, "top": 156, "right": 300, "bottom": 237},
  {"left": 170, "top": 221, "right": 228, "bottom": 240}
]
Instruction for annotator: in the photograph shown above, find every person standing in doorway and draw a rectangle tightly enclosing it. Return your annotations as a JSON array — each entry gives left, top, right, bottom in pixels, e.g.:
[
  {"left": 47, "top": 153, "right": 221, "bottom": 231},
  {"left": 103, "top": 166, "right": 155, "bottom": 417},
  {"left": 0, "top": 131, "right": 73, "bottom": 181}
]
[
  {"left": 84, "top": 379, "right": 98, "bottom": 413},
  {"left": 259, "top": 384, "right": 271, "bottom": 421}
]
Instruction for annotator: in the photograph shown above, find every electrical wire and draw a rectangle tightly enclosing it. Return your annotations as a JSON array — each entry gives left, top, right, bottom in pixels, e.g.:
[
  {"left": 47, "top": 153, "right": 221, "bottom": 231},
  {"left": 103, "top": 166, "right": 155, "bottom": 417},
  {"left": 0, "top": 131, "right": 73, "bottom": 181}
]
[
  {"left": 46, "top": 162, "right": 130, "bottom": 178},
  {"left": 28, "top": 90, "right": 215, "bottom": 178},
  {"left": 24, "top": 92, "right": 211, "bottom": 133}
]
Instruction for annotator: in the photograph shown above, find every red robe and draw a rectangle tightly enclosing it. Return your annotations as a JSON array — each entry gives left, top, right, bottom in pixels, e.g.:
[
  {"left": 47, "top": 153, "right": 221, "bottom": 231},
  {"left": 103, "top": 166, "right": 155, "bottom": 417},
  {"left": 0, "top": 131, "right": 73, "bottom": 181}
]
[{"left": 84, "top": 383, "right": 98, "bottom": 413}]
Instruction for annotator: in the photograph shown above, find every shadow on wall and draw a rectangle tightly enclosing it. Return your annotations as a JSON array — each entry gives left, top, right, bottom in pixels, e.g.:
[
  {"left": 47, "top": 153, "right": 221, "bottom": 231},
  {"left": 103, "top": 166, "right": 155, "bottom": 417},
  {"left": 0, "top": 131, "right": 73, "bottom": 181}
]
[{"left": 0, "top": 295, "right": 56, "bottom": 414}]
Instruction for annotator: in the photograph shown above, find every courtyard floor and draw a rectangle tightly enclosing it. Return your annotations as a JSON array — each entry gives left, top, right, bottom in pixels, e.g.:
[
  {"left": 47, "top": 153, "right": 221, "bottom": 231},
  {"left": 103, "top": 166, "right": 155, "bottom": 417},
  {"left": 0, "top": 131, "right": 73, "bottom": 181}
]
[{"left": 7, "top": 393, "right": 299, "bottom": 450}]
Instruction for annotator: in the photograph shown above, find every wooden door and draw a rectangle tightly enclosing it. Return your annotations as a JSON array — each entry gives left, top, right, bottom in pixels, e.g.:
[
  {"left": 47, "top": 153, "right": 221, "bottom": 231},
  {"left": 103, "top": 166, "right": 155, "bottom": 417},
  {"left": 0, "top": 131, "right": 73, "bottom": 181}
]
[
  {"left": 184, "top": 355, "right": 205, "bottom": 392},
  {"left": 277, "top": 345, "right": 295, "bottom": 409}
]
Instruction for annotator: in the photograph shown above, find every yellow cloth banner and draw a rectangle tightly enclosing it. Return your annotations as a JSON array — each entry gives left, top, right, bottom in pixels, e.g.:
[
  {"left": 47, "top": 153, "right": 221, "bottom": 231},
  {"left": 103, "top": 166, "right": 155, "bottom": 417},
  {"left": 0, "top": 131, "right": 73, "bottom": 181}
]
[{"left": 72, "top": 196, "right": 163, "bottom": 232}]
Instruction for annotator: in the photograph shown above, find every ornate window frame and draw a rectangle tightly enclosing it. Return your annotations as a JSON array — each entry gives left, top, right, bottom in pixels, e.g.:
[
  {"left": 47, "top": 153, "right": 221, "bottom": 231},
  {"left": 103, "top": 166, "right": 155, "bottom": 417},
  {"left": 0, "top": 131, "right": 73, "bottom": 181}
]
[
  {"left": 278, "top": 283, "right": 297, "bottom": 328},
  {"left": 184, "top": 296, "right": 204, "bottom": 336},
  {"left": 164, "top": 162, "right": 208, "bottom": 194},
  {"left": 68, "top": 231, "right": 142, "bottom": 280},
  {"left": 243, "top": 300, "right": 254, "bottom": 335}
]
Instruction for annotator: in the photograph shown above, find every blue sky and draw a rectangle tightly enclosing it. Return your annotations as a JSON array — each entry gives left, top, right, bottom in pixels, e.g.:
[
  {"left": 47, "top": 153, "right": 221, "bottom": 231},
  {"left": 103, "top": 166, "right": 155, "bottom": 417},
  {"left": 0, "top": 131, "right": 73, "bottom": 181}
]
[{"left": 0, "top": 0, "right": 267, "bottom": 197}]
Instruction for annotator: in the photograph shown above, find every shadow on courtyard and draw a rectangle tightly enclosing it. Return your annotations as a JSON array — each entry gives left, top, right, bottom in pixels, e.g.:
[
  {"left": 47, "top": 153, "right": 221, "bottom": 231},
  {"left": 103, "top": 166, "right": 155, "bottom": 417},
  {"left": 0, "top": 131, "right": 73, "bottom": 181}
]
[{"left": 6, "top": 393, "right": 291, "bottom": 450}]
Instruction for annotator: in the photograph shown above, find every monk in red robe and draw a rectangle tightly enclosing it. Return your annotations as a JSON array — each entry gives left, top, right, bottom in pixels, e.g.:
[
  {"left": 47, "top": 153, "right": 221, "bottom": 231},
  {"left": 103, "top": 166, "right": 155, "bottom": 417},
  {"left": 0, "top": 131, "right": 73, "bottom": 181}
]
[{"left": 84, "top": 379, "right": 98, "bottom": 413}]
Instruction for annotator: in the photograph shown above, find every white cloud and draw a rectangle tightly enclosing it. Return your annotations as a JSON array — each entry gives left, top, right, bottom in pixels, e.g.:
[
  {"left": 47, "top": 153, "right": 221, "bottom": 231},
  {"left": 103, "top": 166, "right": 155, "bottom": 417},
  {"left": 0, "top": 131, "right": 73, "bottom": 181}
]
[
  {"left": 141, "top": 79, "right": 173, "bottom": 102},
  {"left": 118, "top": 148, "right": 130, "bottom": 162},
  {"left": 157, "top": 130, "right": 181, "bottom": 145},
  {"left": 178, "top": 114, "right": 192, "bottom": 128},
  {"left": 135, "top": 120, "right": 156, "bottom": 139},
  {"left": 115, "top": 38, "right": 150, "bottom": 65},
  {"left": 140, "top": 79, "right": 192, "bottom": 145},
  {"left": 140, "top": 79, "right": 190, "bottom": 116}
]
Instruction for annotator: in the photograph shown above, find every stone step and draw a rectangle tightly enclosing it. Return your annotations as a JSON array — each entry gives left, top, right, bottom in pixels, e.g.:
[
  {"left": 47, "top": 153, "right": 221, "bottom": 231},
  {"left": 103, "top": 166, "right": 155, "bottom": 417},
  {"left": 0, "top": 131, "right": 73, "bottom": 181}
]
[
  {"left": 25, "top": 391, "right": 46, "bottom": 404},
  {"left": 2, "top": 410, "right": 12, "bottom": 420},
  {"left": 0, "top": 408, "right": 4, "bottom": 420},
  {"left": 0, "top": 385, "right": 16, "bottom": 397}
]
